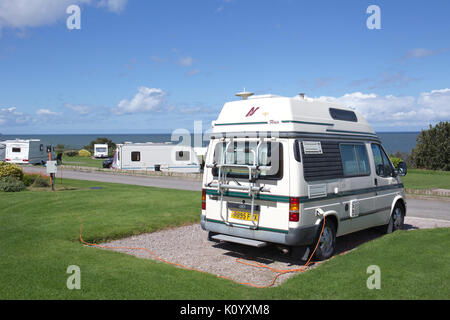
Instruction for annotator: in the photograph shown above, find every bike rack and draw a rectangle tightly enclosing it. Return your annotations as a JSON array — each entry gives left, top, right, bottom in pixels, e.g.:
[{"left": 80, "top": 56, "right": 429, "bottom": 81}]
[{"left": 205, "top": 138, "right": 271, "bottom": 229}]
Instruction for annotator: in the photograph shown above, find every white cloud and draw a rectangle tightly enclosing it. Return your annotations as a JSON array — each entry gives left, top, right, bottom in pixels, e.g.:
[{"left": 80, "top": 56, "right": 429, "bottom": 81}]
[
  {"left": 113, "top": 87, "right": 166, "bottom": 115},
  {"left": 0, "top": 0, "right": 127, "bottom": 33},
  {"left": 178, "top": 56, "right": 193, "bottom": 67},
  {"left": 315, "top": 89, "right": 450, "bottom": 129},
  {"left": 0, "top": 107, "right": 31, "bottom": 126},
  {"left": 65, "top": 104, "right": 91, "bottom": 115},
  {"left": 97, "top": 0, "right": 128, "bottom": 13},
  {"left": 36, "top": 108, "right": 61, "bottom": 116}
]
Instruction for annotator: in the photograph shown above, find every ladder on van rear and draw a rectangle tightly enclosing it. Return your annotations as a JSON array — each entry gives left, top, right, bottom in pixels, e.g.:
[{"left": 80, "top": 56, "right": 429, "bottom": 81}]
[{"left": 205, "top": 139, "right": 270, "bottom": 230}]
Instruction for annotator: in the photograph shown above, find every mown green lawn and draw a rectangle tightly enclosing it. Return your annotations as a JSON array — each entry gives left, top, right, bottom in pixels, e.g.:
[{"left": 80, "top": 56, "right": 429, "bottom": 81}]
[
  {"left": 402, "top": 169, "right": 450, "bottom": 190},
  {"left": 0, "top": 179, "right": 448, "bottom": 299},
  {"left": 62, "top": 155, "right": 105, "bottom": 168}
]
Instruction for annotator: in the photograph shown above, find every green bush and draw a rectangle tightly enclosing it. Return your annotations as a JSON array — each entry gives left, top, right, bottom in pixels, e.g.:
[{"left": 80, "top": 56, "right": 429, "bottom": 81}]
[
  {"left": 412, "top": 121, "right": 449, "bottom": 171},
  {"left": 64, "top": 150, "right": 78, "bottom": 157},
  {"left": 23, "top": 174, "right": 50, "bottom": 187},
  {"left": 0, "top": 162, "right": 24, "bottom": 181},
  {"left": 0, "top": 176, "right": 26, "bottom": 192},
  {"left": 78, "top": 149, "right": 91, "bottom": 157},
  {"left": 389, "top": 157, "right": 403, "bottom": 169}
]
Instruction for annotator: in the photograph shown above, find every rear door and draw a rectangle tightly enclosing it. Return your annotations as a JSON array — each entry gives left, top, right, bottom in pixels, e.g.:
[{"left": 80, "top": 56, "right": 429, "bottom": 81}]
[
  {"left": 205, "top": 139, "right": 290, "bottom": 233},
  {"left": 7, "top": 144, "right": 28, "bottom": 163}
]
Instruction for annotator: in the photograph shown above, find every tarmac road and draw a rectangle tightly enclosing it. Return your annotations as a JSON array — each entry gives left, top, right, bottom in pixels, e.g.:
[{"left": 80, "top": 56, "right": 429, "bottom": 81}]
[
  {"left": 22, "top": 166, "right": 201, "bottom": 191},
  {"left": 22, "top": 166, "right": 449, "bottom": 221}
]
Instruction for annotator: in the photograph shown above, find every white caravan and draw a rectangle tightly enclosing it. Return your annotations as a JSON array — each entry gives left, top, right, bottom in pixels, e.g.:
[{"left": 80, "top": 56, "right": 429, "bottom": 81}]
[
  {"left": 201, "top": 93, "right": 407, "bottom": 260},
  {"left": 0, "top": 142, "right": 5, "bottom": 161},
  {"left": 112, "top": 142, "right": 201, "bottom": 173},
  {"left": 94, "top": 144, "right": 109, "bottom": 158},
  {"left": 4, "top": 139, "right": 55, "bottom": 164}
]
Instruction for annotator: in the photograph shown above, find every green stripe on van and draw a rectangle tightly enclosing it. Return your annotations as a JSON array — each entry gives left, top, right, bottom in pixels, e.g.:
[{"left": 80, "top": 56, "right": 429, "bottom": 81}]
[
  {"left": 205, "top": 183, "right": 404, "bottom": 204},
  {"left": 205, "top": 189, "right": 290, "bottom": 202}
]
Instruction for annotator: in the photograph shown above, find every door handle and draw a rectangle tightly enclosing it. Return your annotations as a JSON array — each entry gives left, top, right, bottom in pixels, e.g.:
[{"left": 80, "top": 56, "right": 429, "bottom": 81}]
[{"left": 374, "top": 178, "right": 378, "bottom": 186}]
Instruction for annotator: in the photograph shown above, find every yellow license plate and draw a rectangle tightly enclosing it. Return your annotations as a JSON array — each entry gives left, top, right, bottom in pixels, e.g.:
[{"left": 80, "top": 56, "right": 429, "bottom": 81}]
[{"left": 231, "top": 210, "right": 259, "bottom": 222}]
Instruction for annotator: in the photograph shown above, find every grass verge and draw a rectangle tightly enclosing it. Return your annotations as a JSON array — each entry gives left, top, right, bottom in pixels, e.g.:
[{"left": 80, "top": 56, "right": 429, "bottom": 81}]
[
  {"left": 402, "top": 169, "right": 450, "bottom": 190},
  {"left": 0, "top": 178, "right": 448, "bottom": 299}
]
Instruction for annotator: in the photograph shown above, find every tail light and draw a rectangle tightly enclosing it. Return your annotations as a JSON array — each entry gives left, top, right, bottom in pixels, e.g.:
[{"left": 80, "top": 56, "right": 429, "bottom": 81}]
[
  {"left": 5, "top": 159, "right": 10, "bottom": 162},
  {"left": 289, "top": 197, "right": 300, "bottom": 222},
  {"left": 24, "top": 159, "right": 29, "bottom": 162},
  {"left": 202, "top": 189, "right": 206, "bottom": 210}
]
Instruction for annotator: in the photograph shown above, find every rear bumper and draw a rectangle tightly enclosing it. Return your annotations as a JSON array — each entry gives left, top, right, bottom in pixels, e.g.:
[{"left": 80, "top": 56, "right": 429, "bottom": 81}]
[{"left": 200, "top": 215, "right": 318, "bottom": 247}]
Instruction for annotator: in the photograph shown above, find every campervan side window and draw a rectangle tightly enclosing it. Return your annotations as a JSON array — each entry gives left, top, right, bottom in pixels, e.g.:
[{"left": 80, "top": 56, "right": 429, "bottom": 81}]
[
  {"left": 176, "top": 151, "right": 190, "bottom": 161},
  {"left": 212, "top": 141, "right": 283, "bottom": 180},
  {"left": 12, "top": 148, "right": 21, "bottom": 153},
  {"left": 339, "top": 144, "right": 370, "bottom": 177},
  {"left": 329, "top": 108, "right": 357, "bottom": 122},
  {"left": 371, "top": 144, "right": 393, "bottom": 177},
  {"left": 131, "top": 151, "right": 141, "bottom": 162}
]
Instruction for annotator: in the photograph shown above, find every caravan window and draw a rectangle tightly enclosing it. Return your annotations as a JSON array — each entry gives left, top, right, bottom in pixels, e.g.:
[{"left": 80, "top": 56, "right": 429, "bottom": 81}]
[
  {"left": 96, "top": 147, "right": 107, "bottom": 153},
  {"left": 175, "top": 151, "right": 190, "bottom": 161},
  {"left": 12, "top": 148, "right": 21, "bottom": 153},
  {"left": 212, "top": 141, "right": 283, "bottom": 179},
  {"left": 339, "top": 144, "right": 370, "bottom": 177},
  {"left": 131, "top": 151, "right": 141, "bottom": 162}
]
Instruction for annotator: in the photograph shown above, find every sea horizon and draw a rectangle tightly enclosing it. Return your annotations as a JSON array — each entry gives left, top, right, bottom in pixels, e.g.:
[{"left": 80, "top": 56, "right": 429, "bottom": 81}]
[{"left": 0, "top": 131, "right": 420, "bottom": 154}]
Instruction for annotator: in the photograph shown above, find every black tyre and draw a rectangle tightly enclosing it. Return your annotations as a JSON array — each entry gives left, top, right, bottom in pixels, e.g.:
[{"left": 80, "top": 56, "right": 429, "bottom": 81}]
[
  {"left": 382, "top": 203, "right": 405, "bottom": 234},
  {"left": 312, "top": 219, "right": 336, "bottom": 261}
]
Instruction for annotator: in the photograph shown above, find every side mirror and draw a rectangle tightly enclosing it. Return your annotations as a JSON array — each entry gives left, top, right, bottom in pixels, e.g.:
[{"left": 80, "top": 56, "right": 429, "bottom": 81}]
[{"left": 397, "top": 161, "right": 407, "bottom": 176}]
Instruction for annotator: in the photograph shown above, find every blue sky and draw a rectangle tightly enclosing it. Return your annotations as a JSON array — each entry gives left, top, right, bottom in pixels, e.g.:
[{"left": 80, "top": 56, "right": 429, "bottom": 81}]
[{"left": 0, "top": 0, "right": 449, "bottom": 134}]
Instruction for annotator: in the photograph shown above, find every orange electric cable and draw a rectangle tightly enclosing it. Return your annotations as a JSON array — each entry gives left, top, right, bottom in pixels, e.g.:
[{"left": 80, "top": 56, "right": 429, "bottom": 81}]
[{"left": 79, "top": 216, "right": 326, "bottom": 289}]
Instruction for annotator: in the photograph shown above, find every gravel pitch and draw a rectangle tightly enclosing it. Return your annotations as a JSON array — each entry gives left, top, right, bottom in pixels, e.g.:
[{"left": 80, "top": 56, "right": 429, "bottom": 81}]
[{"left": 99, "top": 216, "right": 449, "bottom": 287}]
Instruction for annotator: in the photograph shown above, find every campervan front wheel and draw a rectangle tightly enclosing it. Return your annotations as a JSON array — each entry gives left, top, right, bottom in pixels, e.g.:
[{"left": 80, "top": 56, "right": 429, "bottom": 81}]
[{"left": 382, "top": 203, "right": 405, "bottom": 234}]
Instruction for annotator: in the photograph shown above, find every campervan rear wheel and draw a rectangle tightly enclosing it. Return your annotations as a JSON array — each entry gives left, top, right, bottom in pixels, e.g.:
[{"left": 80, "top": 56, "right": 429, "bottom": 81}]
[
  {"left": 382, "top": 203, "right": 405, "bottom": 234},
  {"left": 312, "top": 220, "right": 336, "bottom": 261}
]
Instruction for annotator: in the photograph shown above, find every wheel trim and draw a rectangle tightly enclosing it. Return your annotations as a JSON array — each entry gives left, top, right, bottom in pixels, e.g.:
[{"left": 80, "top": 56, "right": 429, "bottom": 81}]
[
  {"left": 319, "top": 227, "right": 334, "bottom": 255},
  {"left": 393, "top": 207, "right": 403, "bottom": 229}
]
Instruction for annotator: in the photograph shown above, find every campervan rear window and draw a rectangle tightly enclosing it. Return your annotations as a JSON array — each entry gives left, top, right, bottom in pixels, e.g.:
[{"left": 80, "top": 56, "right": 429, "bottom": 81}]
[
  {"left": 96, "top": 147, "right": 107, "bottom": 152},
  {"left": 12, "top": 148, "right": 21, "bottom": 153},
  {"left": 212, "top": 141, "right": 283, "bottom": 180}
]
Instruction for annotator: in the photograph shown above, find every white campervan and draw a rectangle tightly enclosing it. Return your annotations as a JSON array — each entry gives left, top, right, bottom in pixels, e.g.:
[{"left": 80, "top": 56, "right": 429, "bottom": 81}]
[
  {"left": 201, "top": 93, "right": 407, "bottom": 260},
  {"left": 4, "top": 139, "right": 55, "bottom": 165},
  {"left": 112, "top": 142, "right": 201, "bottom": 173},
  {"left": 94, "top": 144, "right": 109, "bottom": 158}
]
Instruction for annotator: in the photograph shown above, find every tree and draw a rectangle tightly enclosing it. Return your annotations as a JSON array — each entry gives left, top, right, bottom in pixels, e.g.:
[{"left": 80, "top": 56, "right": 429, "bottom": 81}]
[
  {"left": 412, "top": 121, "right": 449, "bottom": 171},
  {"left": 84, "top": 138, "right": 116, "bottom": 156}
]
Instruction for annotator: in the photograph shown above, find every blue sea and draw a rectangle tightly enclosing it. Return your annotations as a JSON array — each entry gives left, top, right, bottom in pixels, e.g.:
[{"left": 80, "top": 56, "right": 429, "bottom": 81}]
[{"left": 0, "top": 132, "right": 419, "bottom": 154}]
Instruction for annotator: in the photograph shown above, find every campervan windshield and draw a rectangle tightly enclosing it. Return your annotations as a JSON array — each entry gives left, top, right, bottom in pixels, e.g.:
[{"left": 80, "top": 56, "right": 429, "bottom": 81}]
[{"left": 212, "top": 141, "right": 283, "bottom": 179}]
